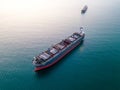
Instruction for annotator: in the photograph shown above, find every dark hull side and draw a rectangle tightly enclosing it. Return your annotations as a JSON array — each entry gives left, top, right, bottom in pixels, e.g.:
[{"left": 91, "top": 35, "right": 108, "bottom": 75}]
[
  {"left": 81, "top": 10, "right": 87, "bottom": 14},
  {"left": 35, "top": 35, "right": 84, "bottom": 71}
]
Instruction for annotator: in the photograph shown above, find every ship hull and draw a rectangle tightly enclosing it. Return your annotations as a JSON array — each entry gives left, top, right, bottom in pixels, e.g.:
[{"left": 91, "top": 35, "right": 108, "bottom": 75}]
[
  {"left": 35, "top": 35, "right": 84, "bottom": 71},
  {"left": 81, "top": 5, "right": 88, "bottom": 14}
]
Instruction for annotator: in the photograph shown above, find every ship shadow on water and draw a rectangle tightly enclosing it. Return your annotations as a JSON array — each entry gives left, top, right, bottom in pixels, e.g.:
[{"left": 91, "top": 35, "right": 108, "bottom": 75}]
[{"left": 35, "top": 40, "right": 84, "bottom": 78}]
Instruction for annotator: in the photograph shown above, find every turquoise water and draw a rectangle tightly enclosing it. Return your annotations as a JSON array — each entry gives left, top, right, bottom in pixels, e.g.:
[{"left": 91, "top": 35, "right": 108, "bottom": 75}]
[{"left": 0, "top": 0, "right": 120, "bottom": 90}]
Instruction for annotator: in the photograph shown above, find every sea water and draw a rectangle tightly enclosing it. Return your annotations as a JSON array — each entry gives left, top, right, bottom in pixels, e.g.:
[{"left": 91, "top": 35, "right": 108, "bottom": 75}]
[{"left": 0, "top": 0, "right": 120, "bottom": 90}]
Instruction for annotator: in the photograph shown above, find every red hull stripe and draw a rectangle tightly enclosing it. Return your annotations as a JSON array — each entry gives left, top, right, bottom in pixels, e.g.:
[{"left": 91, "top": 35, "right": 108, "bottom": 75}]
[{"left": 35, "top": 41, "right": 80, "bottom": 71}]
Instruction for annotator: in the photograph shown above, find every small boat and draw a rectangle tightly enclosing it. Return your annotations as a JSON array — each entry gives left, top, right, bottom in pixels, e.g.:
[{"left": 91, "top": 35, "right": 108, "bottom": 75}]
[
  {"left": 81, "top": 5, "right": 88, "bottom": 14},
  {"left": 32, "top": 27, "right": 85, "bottom": 71}
]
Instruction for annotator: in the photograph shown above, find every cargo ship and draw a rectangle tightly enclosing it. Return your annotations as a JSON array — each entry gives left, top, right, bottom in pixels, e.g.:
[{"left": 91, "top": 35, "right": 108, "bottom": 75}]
[
  {"left": 81, "top": 5, "right": 88, "bottom": 14},
  {"left": 32, "top": 27, "right": 85, "bottom": 71}
]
